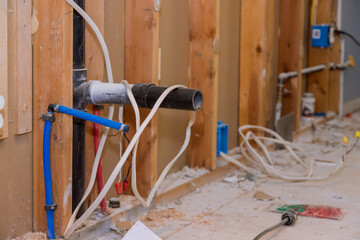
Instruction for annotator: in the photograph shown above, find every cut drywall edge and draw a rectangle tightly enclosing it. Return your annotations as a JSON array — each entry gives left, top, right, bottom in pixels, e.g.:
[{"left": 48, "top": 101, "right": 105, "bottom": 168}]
[
  {"left": 343, "top": 97, "right": 360, "bottom": 115},
  {"left": 122, "top": 220, "right": 161, "bottom": 240}
]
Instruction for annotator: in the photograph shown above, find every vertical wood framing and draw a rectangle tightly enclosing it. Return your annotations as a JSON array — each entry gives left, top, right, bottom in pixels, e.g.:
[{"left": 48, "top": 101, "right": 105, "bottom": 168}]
[
  {"left": 84, "top": 0, "right": 105, "bottom": 207},
  {"left": 0, "top": 0, "right": 8, "bottom": 140},
  {"left": 239, "top": 0, "right": 279, "bottom": 129},
  {"left": 124, "top": 1, "right": 159, "bottom": 196},
  {"left": 188, "top": 0, "right": 220, "bottom": 170},
  {"left": 103, "top": 0, "right": 125, "bottom": 197},
  {"left": 328, "top": 0, "right": 341, "bottom": 112},
  {"left": 307, "top": 0, "right": 333, "bottom": 113},
  {"left": 14, "top": 0, "right": 32, "bottom": 134},
  {"left": 278, "top": 0, "right": 305, "bottom": 130},
  {"left": 33, "top": 1, "right": 73, "bottom": 236}
]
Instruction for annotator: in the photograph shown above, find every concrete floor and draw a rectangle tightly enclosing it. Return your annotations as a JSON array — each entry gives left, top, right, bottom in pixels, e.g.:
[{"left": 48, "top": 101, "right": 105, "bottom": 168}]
[
  {"left": 147, "top": 164, "right": 360, "bottom": 240},
  {"left": 136, "top": 118, "right": 360, "bottom": 239},
  {"left": 95, "top": 115, "right": 360, "bottom": 240}
]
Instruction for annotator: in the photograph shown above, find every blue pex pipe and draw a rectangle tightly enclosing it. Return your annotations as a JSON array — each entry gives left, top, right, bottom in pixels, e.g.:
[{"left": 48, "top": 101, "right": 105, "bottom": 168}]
[
  {"left": 54, "top": 104, "right": 129, "bottom": 132},
  {"left": 43, "top": 114, "right": 55, "bottom": 239}
]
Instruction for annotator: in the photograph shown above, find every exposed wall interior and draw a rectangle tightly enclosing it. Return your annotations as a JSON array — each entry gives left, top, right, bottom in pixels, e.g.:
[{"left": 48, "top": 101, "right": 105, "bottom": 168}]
[
  {"left": 0, "top": 1, "right": 32, "bottom": 239},
  {"left": 1, "top": 0, "right": 360, "bottom": 239},
  {"left": 158, "top": 0, "right": 190, "bottom": 174},
  {"left": 218, "top": 0, "right": 241, "bottom": 149}
]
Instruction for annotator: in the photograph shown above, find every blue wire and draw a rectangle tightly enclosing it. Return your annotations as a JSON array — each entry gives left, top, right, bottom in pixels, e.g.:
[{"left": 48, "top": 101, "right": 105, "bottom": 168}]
[
  {"left": 54, "top": 104, "right": 129, "bottom": 132},
  {"left": 43, "top": 113, "right": 55, "bottom": 239}
]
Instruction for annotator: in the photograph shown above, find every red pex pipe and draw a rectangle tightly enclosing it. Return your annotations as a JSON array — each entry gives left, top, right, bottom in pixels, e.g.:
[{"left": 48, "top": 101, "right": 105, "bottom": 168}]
[{"left": 93, "top": 107, "right": 107, "bottom": 213}]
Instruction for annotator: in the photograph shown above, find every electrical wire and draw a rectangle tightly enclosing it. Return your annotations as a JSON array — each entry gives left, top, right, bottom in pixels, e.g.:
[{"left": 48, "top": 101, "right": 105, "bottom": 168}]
[
  {"left": 123, "top": 133, "right": 132, "bottom": 181},
  {"left": 253, "top": 209, "right": 297, "bottom": 240},
  {"left": 125, "top": 81, "right": 197, "bottom": 208},
  {"left": 221, "top": 125, "right": 358, "bottom": 181},
  {"left": 118, "top": 106, "right": 124, "bottom": 183},
  {"left": 64, "top": 83, "right": 194, "bottom": 238},
  {"left": 335, "top": 29, "right": 360, "bottom": 48},
  {"left": 64, "top": 0, "right": 115, "bottom": 235},
  {"left": 64, "top": 1, "right": 196, "bottom": 237},
  {"left": 344, "top": 138, "right": 359, "bottom": 160},
  {"left": 310, "top": 0, "right": 318, "bottom": 26},
  {"left": 253, "top": 219, "right": 287, "bottom": 240}
]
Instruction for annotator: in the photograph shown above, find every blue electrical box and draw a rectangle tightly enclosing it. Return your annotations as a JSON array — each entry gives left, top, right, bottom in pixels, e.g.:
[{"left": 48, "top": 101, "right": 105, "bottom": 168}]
[
  {"left": 311, "top": 25, "right": 331, "bottom": 48},
  {"left": 216, "top": 121, "right": 228, "bottom": 156}
]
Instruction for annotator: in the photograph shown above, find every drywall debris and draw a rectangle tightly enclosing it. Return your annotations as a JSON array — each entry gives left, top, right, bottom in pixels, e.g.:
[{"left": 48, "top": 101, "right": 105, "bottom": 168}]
[
  {"left": 122, "top": 220, "right": 161, "bottom": 240},
  {"left": 31, "top": 8, "right": 39, "bottom": 35},
  {"left": 223, "top": 173, "right": 246, "bottom": 184},
  {"left": 11, "top": 232, "right": 46, "bottom": 240},
  {"left": 238, "top": 180, "right": 255, "bottom": 192},
  {"left": 143, "top": 208, "right": 185, "bottom": 223},
  {"left": 158, "top": 166, "right": 209, "bottom": 194},
  {"left": 253, "top": 190, "right": 274, "bottom": 201},
  {"left": 116, "top": 220, "right": 132, "bottom": 230},
  {"left": 223, "top": 173, "right": 256, "bottom": 191},
  {"left": 223, "top": 175, "right": 240, "bottom": 183},
  {"left": 109, "top": 221, "right": 131, "bottom": 238}
]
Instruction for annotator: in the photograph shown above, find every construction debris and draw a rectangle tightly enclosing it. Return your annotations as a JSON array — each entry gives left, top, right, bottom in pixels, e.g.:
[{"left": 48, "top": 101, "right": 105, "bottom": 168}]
[
  {"left": 253, "top": 190, "right": 275, "bottom": 201},
  {"left": 11, "top": 232, "right": 46, "bottom": 240},
  {"left": 122, "top": 220, "right": 161, "bottom": 240},
  {"left": 141, "top": 208, "right": 185, "bottom": 228}
]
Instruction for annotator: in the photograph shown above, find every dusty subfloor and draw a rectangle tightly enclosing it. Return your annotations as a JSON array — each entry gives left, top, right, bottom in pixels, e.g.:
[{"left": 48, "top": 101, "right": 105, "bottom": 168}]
[
  {"left": 95, "top": 114, "right": 360, "bottom": 240},
  {"left": 15, "top": 114, "right": 360, "bottom": 240}
]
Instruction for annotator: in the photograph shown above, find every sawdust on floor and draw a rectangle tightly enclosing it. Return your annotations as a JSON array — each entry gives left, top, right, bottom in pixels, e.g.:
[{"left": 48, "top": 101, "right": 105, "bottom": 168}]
[
  {"left": 11, "top": 232, "right": 46, "bottom": 240},
  {"left": 138, "top": 113, "right": 360, "bottom": 239},
  {"left": 21, "top": 112, "right": 360, "bottom": 240},
  {"left": 140, "top": 208, "right": 186, "bottom": 228},
  {"left": 253, "top": 190, "right": 275, "bottom": 201}
]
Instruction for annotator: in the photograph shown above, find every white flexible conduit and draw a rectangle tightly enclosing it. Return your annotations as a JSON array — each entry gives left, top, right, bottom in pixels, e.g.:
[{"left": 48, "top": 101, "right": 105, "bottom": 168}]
[
  {"left": 64, "top": 1, "right": 196, "bottom": 238},
  {"left": 64, "top": 83, "right": 194, "bottom": 238},
  {"left": 118, "top": 106, "right": 124, "bottom": 183},
  {"left": 65, "top": 0, "right": 115, "bottom": 235},
  {"left": 221, "top": 125, "right": 347, "bottom": 181}
]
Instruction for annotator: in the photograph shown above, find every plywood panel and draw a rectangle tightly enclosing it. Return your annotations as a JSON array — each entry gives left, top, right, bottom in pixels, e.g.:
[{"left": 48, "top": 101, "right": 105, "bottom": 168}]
[
  {"left": 278, "top": 0, "right": 305, "bottom": 130},
  {"left": 188, "top": 0, "right": 220, "bottom": 170},
  {"left": 0, "top": 1, "right": 33, "bottom": 238},
  {"left": 0, "top": 0, "right": 8, "bottom": 140},
  {"left": 239, "top": 0, "right": 280, "bottom": 129},
  {"left": 33, "top": 1, "right": 73, "bottom": 236},
  {"left": 14, "top": 0, "right": 32, "bottom": 134},
  {"left": 124, "top": 1, "right": 159, "bottom": 196}
]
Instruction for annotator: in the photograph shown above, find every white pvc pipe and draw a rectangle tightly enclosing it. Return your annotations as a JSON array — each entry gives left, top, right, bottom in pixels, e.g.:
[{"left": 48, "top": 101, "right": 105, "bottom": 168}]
[
  {"left": 278, "top": 64, "right": 327, "bottom": 84},
  {"left": 301, "top": 64, "right": 326, "bottom": 75}
]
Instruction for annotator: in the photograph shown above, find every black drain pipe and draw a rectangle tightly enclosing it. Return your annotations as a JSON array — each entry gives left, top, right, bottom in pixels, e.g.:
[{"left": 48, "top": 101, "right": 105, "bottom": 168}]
[
  {"left": 72, "top": 0, "right": 86, "bottom": 217},
  {"left": 70, "top": 0, "right": 204, "bottom": 217}
]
